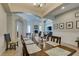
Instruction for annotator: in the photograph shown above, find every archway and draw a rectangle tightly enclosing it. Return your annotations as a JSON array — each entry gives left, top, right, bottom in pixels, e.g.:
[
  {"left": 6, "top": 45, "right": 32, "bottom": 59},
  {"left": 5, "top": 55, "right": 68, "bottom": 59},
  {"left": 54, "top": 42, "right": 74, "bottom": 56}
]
[
  {"left": 15, "top": 12, "right": 42, "bottom": 38},
  {"left": 44, "top": 19, "right": 53, "bottom": 36}
]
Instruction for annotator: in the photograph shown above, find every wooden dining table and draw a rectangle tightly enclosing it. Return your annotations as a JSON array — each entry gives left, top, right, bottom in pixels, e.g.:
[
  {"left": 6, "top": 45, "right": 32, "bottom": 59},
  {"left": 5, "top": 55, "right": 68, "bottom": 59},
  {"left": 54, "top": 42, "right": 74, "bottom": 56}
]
[{"left": 24, "top": 39, "right": 76, "bottom": 56}]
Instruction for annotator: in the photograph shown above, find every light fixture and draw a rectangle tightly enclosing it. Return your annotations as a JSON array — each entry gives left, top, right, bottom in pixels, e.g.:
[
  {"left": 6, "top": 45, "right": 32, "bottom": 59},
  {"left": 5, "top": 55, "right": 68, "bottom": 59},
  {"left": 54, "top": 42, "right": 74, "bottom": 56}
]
[
  {"left": 40, "top": 3, "right": 43, "bottom": 7},
  {"left": 33, "top": 3, "right": 46, "bottom": 8},
  {"left": 33, "top": 3, "right": 37, "bottom": 6},
  {"left": 61, "top": 7, "right": 65, "bottom": 9}
]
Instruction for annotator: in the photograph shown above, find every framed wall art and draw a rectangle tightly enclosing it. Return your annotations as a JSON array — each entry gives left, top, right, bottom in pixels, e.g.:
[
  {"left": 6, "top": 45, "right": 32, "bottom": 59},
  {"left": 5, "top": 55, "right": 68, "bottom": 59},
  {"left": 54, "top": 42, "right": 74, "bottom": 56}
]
[
  {"left": 76, "top": 20, "right": 79, "bottom": 29},
  {"left": 75, "top": 12, "right": 79, "bottom": 17},
  {"left": 34, "top": 25, "right": 39, "bottom": 29},
  {"left": 59, "top": 23, "right": 64, "bottom": 29},
  {"left": 53, "top": 24, "right": 58, "bottom": 29},
  {"left": 66, "top": 21, "right": 73, "bottom": 29}
]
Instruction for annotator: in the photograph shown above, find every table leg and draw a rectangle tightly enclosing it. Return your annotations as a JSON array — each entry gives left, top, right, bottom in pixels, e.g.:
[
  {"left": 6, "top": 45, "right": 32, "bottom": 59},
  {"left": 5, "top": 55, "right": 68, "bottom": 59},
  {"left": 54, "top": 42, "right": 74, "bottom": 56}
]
[{"left": 17, "top": 42, "right": 18, "bottom": 46}]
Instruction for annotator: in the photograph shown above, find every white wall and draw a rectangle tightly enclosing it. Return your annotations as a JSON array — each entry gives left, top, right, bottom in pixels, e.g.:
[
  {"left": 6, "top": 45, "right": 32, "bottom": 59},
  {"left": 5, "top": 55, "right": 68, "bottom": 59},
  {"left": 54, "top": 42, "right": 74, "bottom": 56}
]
[
  {"left": 17, "top": 20, "right": 23, "bottom": 38},
  {"left": 0, "top": 4, "right": 7, "bottom": 55},
  {"left": 7, "top": 14, "right": 18, "bottom": 40},
  {"left": 10, "top": 15, "right": 24, "bottom": 40},
  {"left": 53, "top": 8, "right": 79, "bottom": 47},
  {"left": 0, "top": 4, "right": 24, "bottom": 55},
  {"left": 23, "top": 20, "right": 41, "bottom": 34}
]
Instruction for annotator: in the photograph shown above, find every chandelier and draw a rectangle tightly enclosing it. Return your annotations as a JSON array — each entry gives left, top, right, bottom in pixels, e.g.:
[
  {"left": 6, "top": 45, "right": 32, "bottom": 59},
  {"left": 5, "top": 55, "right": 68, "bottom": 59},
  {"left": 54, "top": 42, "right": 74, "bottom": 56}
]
[{"left": 33, "top": 3, "right": 46, "bottom": 7}]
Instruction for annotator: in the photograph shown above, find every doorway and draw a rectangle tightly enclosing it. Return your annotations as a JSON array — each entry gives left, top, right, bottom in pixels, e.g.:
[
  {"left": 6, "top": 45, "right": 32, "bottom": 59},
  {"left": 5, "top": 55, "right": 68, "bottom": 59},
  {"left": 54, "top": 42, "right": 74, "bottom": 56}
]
[{"left": 44, "top": 19, "right": 53, "bottom": 36}]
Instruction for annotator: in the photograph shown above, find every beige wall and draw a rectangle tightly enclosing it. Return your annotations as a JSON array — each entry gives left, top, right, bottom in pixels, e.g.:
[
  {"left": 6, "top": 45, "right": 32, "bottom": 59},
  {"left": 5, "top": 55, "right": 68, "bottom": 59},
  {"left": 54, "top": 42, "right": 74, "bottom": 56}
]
[
  {"left": 0, "top": 4, "right": 7, "bottom": 55},
  {"left": 0, "top": 4, "right": 24, "bottom": 55},
  {"left": 53, "top": 8, "right": 79, "bottom": 47},
  {"left": 7, "top": 14, "right": 24, "bottom": 40},
  {"left": 16, "top": 19, "right": 24, "bottom": 38}
]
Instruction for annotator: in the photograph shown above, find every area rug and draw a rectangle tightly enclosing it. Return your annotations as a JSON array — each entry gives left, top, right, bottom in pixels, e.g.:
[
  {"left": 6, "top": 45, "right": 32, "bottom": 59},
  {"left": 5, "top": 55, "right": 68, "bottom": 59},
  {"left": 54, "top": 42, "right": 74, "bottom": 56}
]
[
  {"left": 46, "top": 41, "right": 59, "bottom": 46},
  {"left": 45, "top": 47, "right": 71, "bottom": 56},
  {"left": 26, "top": 44, "right": 41, "bottom": 54}
]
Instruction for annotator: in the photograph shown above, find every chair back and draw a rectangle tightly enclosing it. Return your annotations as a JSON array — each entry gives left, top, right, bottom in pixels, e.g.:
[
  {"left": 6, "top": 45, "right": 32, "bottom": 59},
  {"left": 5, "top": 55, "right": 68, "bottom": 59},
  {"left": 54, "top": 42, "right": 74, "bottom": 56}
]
[
  {"left": 4, "top": 33, "right": 11, "bottom": 43},
  {"left": 20, "top": 35, "right": 29, "bottom": 56},
  {"left": 51, "top": 36, "right": 61, "bottom": 44},
  {"left": 21, "top": 35, "right": 24, "bottom": 41}
]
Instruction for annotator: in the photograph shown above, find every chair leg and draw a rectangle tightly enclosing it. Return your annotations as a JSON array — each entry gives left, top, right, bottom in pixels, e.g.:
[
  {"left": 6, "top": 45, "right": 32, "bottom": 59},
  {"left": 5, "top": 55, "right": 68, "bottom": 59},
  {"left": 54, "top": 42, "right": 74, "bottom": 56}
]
[
  {"left": 10, "top": 43, "right": 16, "bottom": 50},
  {"left": 17, "top": 42, "right": 18, "bottom": 46},
  {"left": 10, "top": 44, "right": 12, "bottom": 49},
  {"left": 14, "top": 44, "right": 16, "bottom": 50},
  {"left": 6, "top": 43, "right": 8, "bottom": 50}
]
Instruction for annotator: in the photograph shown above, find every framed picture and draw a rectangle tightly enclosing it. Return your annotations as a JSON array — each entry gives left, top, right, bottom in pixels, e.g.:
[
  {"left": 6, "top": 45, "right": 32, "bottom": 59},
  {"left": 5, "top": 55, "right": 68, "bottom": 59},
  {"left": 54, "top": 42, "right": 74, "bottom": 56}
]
[
  {"left": 34, "top": 25, "right": 38, "bottom": 29},
  {"left": 75, "top": 12, "right": 79, "bottom": 17},
  {"left": 59, "top": 23, "right": 64, "bottom": 29},
  {"left": 76, "top": 20, "right": 79, "bottom": 29},
  {"left": 66, "top": 21, "right": 73, "bottom": 29},
  {"left": 53, "top": 24, "right": 58, "bottom": 29}
]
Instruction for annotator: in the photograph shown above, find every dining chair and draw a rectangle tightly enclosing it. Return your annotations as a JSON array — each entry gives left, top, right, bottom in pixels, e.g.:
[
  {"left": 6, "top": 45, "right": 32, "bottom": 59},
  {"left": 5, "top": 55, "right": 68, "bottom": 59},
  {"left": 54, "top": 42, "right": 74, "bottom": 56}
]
[
  {"left": 51, "top": 36, "right": 61, "bottom": 44},
  {"left": 21, "top": 35, "right": 29, "bottom": 56},
  {"left": 4, "top": 33, "right": 18, "bottom": 50}
]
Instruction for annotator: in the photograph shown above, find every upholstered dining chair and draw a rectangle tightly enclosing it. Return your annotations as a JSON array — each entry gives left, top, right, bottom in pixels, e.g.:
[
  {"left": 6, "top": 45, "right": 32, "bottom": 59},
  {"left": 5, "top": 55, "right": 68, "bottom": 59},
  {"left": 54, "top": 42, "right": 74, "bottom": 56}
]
[{"left": 4, "top": 33, "right": 18, "bottom": 50}]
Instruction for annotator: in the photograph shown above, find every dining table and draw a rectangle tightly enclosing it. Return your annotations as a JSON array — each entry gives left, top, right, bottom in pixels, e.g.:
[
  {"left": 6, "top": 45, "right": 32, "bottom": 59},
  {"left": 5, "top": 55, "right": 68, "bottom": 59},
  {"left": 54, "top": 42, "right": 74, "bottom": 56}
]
[{"left": 24, "top": 38, "right": 76, "bottom": 56}]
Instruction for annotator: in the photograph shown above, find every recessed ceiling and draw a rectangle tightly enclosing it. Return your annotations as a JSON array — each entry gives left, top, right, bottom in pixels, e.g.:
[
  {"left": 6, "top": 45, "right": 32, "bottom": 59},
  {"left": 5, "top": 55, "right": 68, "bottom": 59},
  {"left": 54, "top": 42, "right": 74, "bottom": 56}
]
[
  {"left": 8, "top": 3, "right": 62, "bottom": 17},
  {"left": 45, "top": 3, "right": 79, "bottom": 19}
]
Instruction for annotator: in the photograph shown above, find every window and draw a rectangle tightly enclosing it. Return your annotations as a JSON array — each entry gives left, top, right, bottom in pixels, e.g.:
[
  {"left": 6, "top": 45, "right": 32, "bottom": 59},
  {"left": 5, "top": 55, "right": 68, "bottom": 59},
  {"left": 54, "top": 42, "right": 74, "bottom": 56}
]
[
  {"left": 27, "top": 25, "right": 31, "bottom": 33},
  {"left": 17, "top": 25, "right": 19, "bottom": 32},
  {"left": 39, "top": 25, "right": 42, "bottom": 31}
]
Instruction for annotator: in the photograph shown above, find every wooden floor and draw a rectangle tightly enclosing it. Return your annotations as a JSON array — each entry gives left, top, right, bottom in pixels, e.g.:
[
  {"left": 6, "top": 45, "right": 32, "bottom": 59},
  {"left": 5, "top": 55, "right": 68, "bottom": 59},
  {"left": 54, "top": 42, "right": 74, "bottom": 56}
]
[
  {"left": 1, "top": 39, "right": 79, "bottom": 56},
  {"left": 1, "top": 40, "right": 23, "bottom": 56}
]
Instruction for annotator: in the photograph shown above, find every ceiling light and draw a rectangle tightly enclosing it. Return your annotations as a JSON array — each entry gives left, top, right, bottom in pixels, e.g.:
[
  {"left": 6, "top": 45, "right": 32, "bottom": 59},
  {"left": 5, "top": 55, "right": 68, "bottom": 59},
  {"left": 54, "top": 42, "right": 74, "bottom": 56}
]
[
  {"left": 33, "top": 3, "right": 37, "bottom": 6},
  {"left": 33, "top": 3, "right": 46, "bottom": 8},
  {"left": 40, "top": 4, "right": 43, "bottom": 7},
  {"left": 61, "top": 7, "right": 65, "bottom": 9}
]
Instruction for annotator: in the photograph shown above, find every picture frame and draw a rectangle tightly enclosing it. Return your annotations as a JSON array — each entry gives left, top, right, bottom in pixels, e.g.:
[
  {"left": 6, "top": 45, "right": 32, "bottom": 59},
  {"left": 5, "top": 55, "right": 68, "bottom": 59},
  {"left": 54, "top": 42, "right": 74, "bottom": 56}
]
[
  {"left": 53, "top": 24, "right": 58, "bottom": 29},
  {"left": 34, "top": 25, "right": 38, "bottom": 29},
  {"left": 66, "top": 21, "right": 73, "bottom": 29},
  {"left": 75, "top": 12, "right": 79, "bottom": 17},
  {"left": 76, "top": 20, "right": 79, "bottom": 29},
  {"left": 59, "top": 23, "right": 64, "bottom": 29}
]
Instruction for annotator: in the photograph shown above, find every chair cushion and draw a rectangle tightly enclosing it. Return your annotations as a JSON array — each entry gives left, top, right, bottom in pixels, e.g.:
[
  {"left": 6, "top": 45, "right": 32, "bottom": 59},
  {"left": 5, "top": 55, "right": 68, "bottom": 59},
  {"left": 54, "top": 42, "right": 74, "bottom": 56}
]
[
  {"left": 46, "top": 41, "right": 60, "bottom": 46},
  {"left": 9, "top": 41, "right": 17, "bottom": 44}
]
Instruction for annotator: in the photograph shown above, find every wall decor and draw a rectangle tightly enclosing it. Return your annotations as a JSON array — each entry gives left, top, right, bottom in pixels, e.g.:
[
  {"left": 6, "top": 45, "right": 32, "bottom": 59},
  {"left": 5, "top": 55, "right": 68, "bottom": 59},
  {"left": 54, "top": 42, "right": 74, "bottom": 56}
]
[
  {"left": 76, "top": 20, "right": 79, "bottom": 29},
  {"left": 66, "top": 21, "right": 73, "bottom": 29},
  {"left": 34, "top": 25, "right": 39, "bottom": 29},
  {"left": 59, "top": 23, "right": 64, "bottom": 29},
  {"left": 54, "top": 24, "right": 58, "bottom": 29},
  {"left": 75, "top": 12, "right": 79, "bottom": 17}
]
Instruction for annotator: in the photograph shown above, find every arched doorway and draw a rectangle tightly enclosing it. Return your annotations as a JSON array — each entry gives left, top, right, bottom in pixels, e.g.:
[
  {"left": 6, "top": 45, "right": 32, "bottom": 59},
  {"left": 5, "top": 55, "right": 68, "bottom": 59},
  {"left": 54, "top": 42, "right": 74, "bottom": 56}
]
[{"left": 44, "top": 19, "right": 53, "bottom": 36}]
